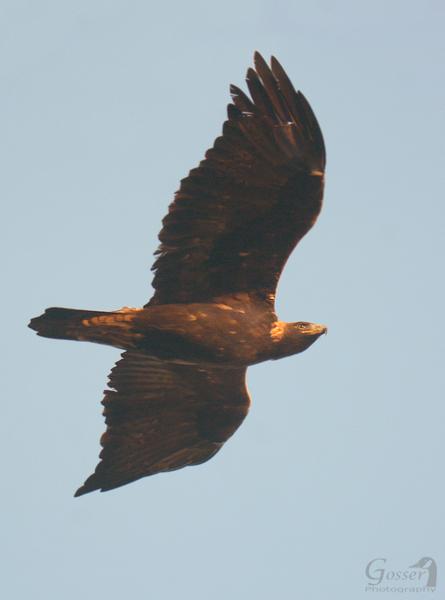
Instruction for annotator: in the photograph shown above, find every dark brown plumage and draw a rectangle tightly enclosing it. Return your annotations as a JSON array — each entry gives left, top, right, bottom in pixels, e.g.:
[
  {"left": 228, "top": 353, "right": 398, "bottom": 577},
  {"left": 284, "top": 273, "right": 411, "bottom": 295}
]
[{"left": 29, "top": 52, "right": 327, "bottom": 496}]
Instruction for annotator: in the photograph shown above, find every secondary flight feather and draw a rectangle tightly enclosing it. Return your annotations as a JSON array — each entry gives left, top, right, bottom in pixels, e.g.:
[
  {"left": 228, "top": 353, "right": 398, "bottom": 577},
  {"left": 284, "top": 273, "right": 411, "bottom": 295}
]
[{"left": 29, "top": 52, "right": 327, "bottom": 496}]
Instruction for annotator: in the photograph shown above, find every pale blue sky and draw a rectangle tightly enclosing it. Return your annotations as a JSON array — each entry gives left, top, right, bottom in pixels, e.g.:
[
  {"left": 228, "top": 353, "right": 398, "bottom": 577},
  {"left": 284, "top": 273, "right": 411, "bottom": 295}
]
[{"left": 2, "top": 1, "right": 445, "bottom": 599}]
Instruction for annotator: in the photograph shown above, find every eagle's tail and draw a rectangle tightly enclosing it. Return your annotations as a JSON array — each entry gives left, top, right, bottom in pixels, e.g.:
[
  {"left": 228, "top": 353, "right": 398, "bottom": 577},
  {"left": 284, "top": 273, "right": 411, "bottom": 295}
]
[{"left": 28, "top": 307, "right": 141, "bottom": 349}]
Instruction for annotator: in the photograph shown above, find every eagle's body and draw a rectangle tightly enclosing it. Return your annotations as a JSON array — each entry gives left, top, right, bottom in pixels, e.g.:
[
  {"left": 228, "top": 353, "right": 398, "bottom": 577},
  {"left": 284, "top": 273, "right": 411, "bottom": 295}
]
[
  {"left": 35, "top": 295, "right": 325, "bottom": 366},
  {"left": 29, "top": 53, "right": 327, "bottom": 496}
]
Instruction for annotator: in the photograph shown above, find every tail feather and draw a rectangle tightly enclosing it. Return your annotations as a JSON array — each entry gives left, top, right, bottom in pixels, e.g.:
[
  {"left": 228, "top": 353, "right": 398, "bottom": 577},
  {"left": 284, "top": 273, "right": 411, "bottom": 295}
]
[
  {"left": 28, "top": 307, "right": 141, "bottom": 348},
  {"left": 29, "top": 307, "right": 110, "bottom": 341}
]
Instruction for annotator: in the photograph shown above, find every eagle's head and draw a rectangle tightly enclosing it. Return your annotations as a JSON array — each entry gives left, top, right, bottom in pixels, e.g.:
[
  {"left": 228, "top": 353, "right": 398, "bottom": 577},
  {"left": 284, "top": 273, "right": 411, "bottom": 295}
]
[
  {"left": 270, "top": 320, "right": 327, "bottom": 359},
  {"left": 290, "top": 321, "right": 327, "bottom": 352}
]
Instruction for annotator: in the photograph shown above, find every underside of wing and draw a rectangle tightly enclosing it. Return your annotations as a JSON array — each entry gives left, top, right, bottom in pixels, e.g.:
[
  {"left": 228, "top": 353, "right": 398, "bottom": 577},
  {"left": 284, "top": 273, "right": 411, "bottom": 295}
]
[
  {"left": 75, "top": 351, "right": 249, "bottom": 496},
  {"left": 148, "top": 52, "right": 325, "bottom": 306}
]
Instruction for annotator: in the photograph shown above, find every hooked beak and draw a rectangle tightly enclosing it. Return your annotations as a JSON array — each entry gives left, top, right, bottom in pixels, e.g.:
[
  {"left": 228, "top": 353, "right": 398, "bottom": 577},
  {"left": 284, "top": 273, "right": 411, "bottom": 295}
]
[{"left": 312, "top": 323, "right": 328, "bottom": 336}]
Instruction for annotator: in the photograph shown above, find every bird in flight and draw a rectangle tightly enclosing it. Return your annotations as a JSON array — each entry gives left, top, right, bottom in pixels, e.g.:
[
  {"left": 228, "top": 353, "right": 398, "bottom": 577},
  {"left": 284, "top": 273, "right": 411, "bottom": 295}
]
[{"left": 30, "top": 52, "right": 327, "bottom": 496}]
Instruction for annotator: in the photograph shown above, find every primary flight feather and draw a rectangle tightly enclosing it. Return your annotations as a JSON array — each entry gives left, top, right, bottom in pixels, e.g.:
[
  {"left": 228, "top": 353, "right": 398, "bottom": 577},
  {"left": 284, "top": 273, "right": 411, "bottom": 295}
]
[{"left": 29, "top": 52, "right": 327, "bottom": 496}]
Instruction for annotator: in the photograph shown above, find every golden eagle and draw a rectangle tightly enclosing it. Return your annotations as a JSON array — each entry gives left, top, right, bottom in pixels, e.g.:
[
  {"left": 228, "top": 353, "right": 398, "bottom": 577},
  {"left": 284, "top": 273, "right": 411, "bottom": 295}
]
[{"left": 30, "top": 52, "right": 327, "bottom": 496}]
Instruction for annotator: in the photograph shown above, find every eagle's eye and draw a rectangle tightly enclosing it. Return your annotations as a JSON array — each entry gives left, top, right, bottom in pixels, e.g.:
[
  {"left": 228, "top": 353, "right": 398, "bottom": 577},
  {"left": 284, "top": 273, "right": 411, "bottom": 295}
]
[{"left": 297, "top": 322, "right": 308, "bottom": 330}]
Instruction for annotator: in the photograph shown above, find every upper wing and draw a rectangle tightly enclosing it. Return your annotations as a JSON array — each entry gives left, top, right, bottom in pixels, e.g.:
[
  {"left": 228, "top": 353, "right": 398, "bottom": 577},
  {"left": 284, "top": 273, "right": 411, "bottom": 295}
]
[
  {"left": 148, "top": 52, "right": 325, "bottom": 307},
  {"left": 75, "top": 351, "right": 249, "bottom": 495}
]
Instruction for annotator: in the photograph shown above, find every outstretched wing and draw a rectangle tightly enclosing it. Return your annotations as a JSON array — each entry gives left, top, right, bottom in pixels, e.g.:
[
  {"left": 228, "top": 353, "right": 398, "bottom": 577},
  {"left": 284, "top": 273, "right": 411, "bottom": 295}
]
[
  {"left": 148, "top": 52, "right": 325, "bottom": 306},
  {"left": 75, "top": 351, "right": 249, "bottom": 495}
]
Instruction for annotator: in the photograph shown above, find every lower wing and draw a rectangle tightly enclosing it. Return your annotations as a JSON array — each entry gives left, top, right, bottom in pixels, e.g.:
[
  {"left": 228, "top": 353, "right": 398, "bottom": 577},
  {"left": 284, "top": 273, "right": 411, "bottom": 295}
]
[{"left": 75, "top": 351, "right": 250, "bottom": 495}]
